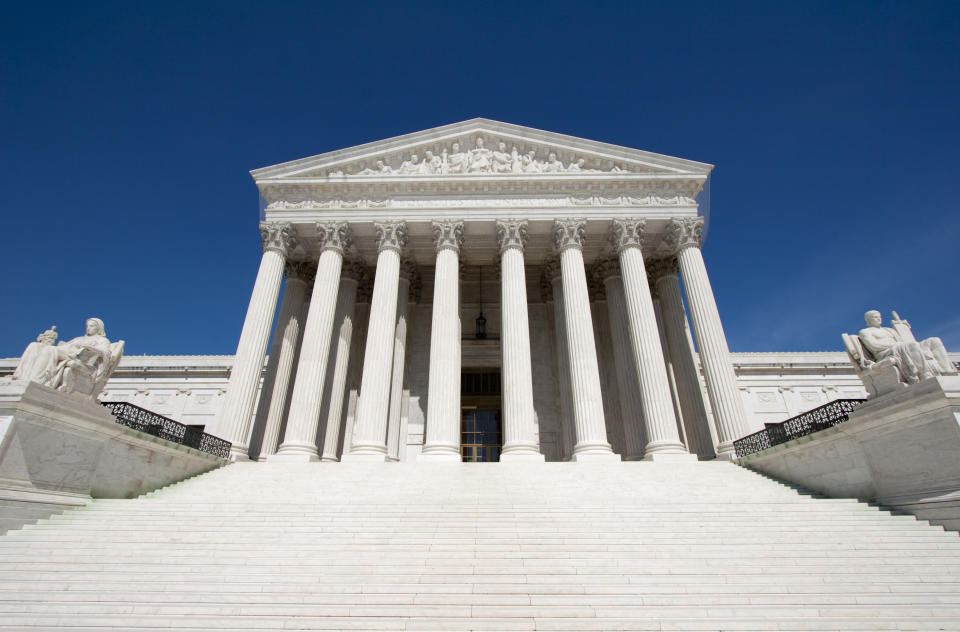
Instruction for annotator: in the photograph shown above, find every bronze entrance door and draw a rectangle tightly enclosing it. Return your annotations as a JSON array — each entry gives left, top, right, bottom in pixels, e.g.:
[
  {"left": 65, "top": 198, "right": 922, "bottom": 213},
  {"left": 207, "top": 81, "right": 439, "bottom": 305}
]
[{"left": 460, "top": 369, "right": 502, "bottom": 462}]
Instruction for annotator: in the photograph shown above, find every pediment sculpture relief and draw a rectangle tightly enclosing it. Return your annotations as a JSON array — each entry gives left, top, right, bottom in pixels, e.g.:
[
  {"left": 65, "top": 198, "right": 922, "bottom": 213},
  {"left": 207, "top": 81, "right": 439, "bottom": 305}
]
[
  {"left": 8, "top": 318, "right": 125, "bottom": 398},
  {"left": 321, "top": 137, "right": 639, "bottom": 177},
  {"left": 842, "top": 310, "right": 956, "bottom": 398}
]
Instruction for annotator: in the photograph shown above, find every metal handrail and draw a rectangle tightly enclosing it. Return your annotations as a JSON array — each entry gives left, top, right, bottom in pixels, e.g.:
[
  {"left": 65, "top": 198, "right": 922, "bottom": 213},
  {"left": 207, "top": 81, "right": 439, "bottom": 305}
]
[
  {"left": 733, "top": 398, "right": 865, "bottom": 458},
  {"left": 102, "top": 401, "right": 231, "bottom": 459}
]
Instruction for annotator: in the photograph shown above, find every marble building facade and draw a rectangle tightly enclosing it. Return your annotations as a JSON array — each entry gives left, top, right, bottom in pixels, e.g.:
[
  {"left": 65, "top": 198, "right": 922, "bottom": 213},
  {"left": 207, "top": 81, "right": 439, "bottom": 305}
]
[{"left": 10, "top": 119, "right": 939, "bottom": 462}]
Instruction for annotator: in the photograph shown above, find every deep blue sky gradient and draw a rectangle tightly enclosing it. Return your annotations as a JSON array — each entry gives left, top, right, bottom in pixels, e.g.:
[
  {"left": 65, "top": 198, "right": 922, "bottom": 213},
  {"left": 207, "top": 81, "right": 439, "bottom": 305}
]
[{"left": 2, "top": 1, "right": 958, "bottom": 356}]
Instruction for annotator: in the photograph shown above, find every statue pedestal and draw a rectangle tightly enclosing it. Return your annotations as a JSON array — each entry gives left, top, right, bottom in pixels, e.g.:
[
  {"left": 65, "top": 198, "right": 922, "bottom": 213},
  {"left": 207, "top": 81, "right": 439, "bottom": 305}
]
[
  {"left": 0, "top": 381, "right": 223, "bottom": 534},
  {"left": 739, "top": 376, "right": 960, "bottom": 532}
]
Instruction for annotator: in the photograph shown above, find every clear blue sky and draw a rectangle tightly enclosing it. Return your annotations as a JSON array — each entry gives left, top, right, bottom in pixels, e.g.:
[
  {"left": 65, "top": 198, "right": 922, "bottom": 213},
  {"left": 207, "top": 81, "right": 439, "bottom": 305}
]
[{"left": 2, "top": 1, "right": 958, "bottom": 356}]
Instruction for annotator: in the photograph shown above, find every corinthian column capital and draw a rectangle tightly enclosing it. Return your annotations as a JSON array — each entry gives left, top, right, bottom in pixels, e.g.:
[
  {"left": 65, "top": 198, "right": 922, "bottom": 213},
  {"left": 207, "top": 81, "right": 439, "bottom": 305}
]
[
  {"left": 341, "top": 257, "right": 368, "bottom": 282},
  {"left": 260, "top": 222, "right": 297, "bottom": 256},
  {"left": 316, "top": 222, "right": 352, "bottom": 254},
  {"left": 542, "top": 255, "right": 562, "bottom": 282},
  {"left": 431, "top": 220, "right": 463, "bottom": 253},
  {"left": 666, "top": 217, "right": 704, "bottom": 252},
  {"left": 399, "top": 256, "right": 419, "bottom": 283},
  {"left": 552, "top": 219, "right": 587, "bottom": 253},
  {"left": 607, "top": 218, "right": 646, "bottom": 253},
  {"left": 375, "top": 221, "right": 408, "bottom": 253},
  {"left": 496, "top": 219, "right": 529, "bottom": 253}
]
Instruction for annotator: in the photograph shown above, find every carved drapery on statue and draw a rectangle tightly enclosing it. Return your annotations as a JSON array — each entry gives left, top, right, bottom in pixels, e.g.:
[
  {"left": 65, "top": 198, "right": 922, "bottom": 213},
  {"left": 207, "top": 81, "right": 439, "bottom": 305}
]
[
  {"left": 843, "top": 310, "right": 957, "bottom": 398},
  {"left": 9, "top": 318, "right": 124, "bottom": 398}
]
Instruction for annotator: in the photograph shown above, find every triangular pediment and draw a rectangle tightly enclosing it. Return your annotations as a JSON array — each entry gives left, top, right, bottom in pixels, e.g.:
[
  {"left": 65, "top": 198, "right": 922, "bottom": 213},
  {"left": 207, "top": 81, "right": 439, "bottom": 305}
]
[{"left": 251, "top": 119, "right": 712, "bottom": 181}]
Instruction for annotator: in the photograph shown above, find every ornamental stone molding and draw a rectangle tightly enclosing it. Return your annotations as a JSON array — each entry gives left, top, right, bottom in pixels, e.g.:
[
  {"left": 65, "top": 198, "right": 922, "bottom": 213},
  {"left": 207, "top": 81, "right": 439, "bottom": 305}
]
[
  {"left": 593, "top": 257, "right": 622, "bottom": 282},
  {"left": 316, "top": 222, "right": 352, "bottom": 254},
  {"left": 496, "top": 220, "right": 529, "bottom": 253},
  {"left": 552, "top": 219, "right": 587, "bottom": 253},
  {"left": 431, "top": 220, "right": 464, "bottom": 253},
  {"left": 259, "top": 222, "right": 296, "bottom": 256},
  {"left": 607, "top": 218, "right": 646, "bottom": 254},
  {"left": 666, "top": 217, "right": 705, "bottom": 252},
  {"left": 374, "top": 221, "right": 408, "bottom": 253},
  {"left": 265, "top": 193, "right": 698, "bottom": 211}
]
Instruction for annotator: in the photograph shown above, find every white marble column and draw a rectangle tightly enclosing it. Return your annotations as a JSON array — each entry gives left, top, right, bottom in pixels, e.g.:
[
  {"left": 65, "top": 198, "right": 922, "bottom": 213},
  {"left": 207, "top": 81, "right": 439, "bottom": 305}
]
[
  {"left": 420, "top": 220, "right": 464, "bottom": 462},
  {"left": 217, "top": 222, "right": 295, "bottom": 460},
  {"left": 608, "top": 219, "right": 691, "bottom": 461},
  {"left": 319, "top": 260, "right": 365, "bottom": 461},
  {"left": 668, "top": 217, "right": 748, "bottom": 459},
  {"left": 497, "top": 220, "right": 544, "bottom": 461},
  {"left": 252, "top": 262, "right": 311, "bottom": 459},
  {"left": 386, "top": 258, "right": 417, "bottom": 461},
  {"left": 649, "top": 258, "right": 716, "bottom": 459},
  {"left": 274, "top": 222, "right": 351, "bottom": 461},
  {"left": 552, "top": 219, "right": 617, "bottom": 461},
  {"left": 595, "top": 259, "right": 647, "bottom": 460},
  {"left": 347, "top": 222, "right": 408, "bottom": 461},
  {"left": 543, "top": 259, "right": 576, "bottom": 461}
]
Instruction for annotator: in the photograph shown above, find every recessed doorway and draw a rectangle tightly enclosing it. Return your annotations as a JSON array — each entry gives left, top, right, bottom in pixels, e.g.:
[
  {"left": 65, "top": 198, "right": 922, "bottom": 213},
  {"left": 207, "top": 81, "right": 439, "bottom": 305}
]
[{"left": 460, "top": 369, "right": 502, "bottom": 463}]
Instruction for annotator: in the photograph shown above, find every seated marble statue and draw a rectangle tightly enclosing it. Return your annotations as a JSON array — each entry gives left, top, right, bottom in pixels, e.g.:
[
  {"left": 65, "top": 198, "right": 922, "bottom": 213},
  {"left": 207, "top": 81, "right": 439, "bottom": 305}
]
[
  {"left": 844, "top": 310, "right": 955, "bottom": 397},
  {"left": 10, "top": 318, "right": 124, "bottom": 398}
]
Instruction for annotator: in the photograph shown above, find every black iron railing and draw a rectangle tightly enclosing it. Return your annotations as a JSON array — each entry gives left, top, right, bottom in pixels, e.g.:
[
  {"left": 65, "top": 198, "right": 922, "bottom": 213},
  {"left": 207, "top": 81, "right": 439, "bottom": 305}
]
[
  {"left": 102, "top": 401, "right": 231, "bottom": 459},
  {"left": 733, "top": 398, "right": 865, "bottom": 458}
]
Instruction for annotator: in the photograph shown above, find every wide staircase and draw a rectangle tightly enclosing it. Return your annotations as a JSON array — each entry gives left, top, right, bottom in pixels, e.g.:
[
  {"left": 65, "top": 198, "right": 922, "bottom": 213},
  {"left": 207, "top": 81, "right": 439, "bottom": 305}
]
[{"left": 1, "top": 461, "right": 959, "bottom": 631}]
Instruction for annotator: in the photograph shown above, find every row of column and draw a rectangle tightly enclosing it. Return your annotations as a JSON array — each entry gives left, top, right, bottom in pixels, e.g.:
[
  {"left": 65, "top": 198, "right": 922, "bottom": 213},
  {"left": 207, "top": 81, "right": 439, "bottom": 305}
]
[{"left": 215, "top": 216, "right": 748, "bottom": 463}]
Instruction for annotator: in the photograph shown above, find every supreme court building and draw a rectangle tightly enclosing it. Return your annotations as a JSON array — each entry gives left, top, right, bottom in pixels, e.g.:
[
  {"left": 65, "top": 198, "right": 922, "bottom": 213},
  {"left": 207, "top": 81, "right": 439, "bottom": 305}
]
[{"left": 216, "top": 119, "right": 750, "bottom": 464}]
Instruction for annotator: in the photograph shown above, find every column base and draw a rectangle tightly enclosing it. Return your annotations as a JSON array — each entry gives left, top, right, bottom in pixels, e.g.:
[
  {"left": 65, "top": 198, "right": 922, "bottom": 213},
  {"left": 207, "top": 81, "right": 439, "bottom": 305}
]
[
  {"left": 417, "top": 448, "right": 461, "bottom": 462},
  {"left": 571, "top": 451, "right": 622, "bottom": 462},
  {"left": 229, "top": 447, "right": 251, "bottom": 462},
  {"left": 341, "top": 452, "right": 389, "bottom": 463},
  {"left": 643, "top": 452, "right": 698, "bottom": 463},
  {"left": 500, "top": 452, "right": 546, "bottom": 462},
  {"left": 268, "top": 452, "right": 320, "bottom": 462},
  {"left": 319, "top": 456, "right": 339, "bottom": 463}
]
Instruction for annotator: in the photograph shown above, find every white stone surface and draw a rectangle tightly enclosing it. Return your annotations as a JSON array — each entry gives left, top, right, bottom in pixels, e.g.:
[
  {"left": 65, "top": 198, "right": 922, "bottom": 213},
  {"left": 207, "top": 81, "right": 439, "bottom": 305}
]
[
  {"left": 275, "top": 223, "right": 349, "bottom": 461},
  {"left": 497, "top": 220, "right": 542, "bottom": 461},
  {"left": 320, "top": 271, "right": 362, "bottom": 461},
  {"left": 3, "top": 460, "right": 959, "bottom": 630},
  {"left": 420, "top": 221, "right": 463, "bottom": 462},
  {"left": 216, "top": 223, "right": 293, "bottom": 459}
]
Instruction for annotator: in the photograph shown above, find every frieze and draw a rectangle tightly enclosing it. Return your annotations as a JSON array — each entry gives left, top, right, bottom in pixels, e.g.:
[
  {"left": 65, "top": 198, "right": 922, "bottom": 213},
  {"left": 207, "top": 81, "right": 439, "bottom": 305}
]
[
  {"left": 308, "top": 137, "right": 645, "bottom": 178},
  {"left": 265, "top": 194, "right": 697, "bottom": 211}
]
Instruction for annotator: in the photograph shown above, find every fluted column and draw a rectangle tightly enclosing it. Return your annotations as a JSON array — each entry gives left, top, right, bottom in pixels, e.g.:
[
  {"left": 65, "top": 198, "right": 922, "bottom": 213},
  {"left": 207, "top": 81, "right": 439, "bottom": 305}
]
[
  {"left": 668, "top": 217, "right": 748, "bottom": 459},
  {"left": 217, "top": 222, "right": 295, "bottom": 460},
  {"left": 420, "top": 220, "right": 464, "bottom": 461},
  {"left": 252, "top": 262, "right": 312, "bottom": 459},
  {"left": 552, "top": 219, "right": 617, "bottom": 461},
  {"left": 274, "top": 222, "right": 351, "bottom": 461},
  {"left": 595, "top": 259, "right": 647, "bottom": 460},
  {"left": 543, "top": 259, "right": 576, "bottom": 460},
  {"left": 386, "top": 259, "right": 417, "bottom": 461},
  {"left": 497, "top": 220, "right": 544, "bottom": 461},
  {"left": 608, "top": 219, "right": 691, "bottom": 460},
  {"left": 319, "top": 260, "right": 365, "bottom": 461},
  {"left": 347, "top": 222, "right": 408, "bottom": 461},
  {"left": 649, "top": 259, "right": 716, "bottom": 459}
]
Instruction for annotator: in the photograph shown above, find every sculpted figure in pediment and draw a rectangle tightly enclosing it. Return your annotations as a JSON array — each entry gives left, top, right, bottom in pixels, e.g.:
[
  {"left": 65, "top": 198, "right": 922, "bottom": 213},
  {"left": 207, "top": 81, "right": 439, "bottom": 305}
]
[
  {"left": 399, "top": 154, "right": 421, "bottom": 174},
  {"left": 466, "top": 138, "right": 493, "bottom": 173},
  {"left": 442, "top": 142, "right": 467, "bottom": 174},
  {"left": 491, "top": 141, "right": 513, "bottom": 174},
  {"left": 358, "top": 160, "right": 394, "bottom": 175},
  {"left": 521, "top": 150, "right": 542, "bottom": 173},
  {"left": 420, "top": 150, "right": 441, "bottom": 174},
  {"left": 544, "top": 152, "right": 565, "bottom": 173}
]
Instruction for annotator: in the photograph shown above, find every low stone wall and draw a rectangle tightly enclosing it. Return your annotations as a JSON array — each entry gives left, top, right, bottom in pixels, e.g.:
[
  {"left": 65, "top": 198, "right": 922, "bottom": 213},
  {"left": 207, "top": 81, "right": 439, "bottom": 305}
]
[
  {"left": 0, "top": 381, "right": 226, "bottom": 533},
  {"left": 738, "top": 376, "right": 960, "bottom": 531}
]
